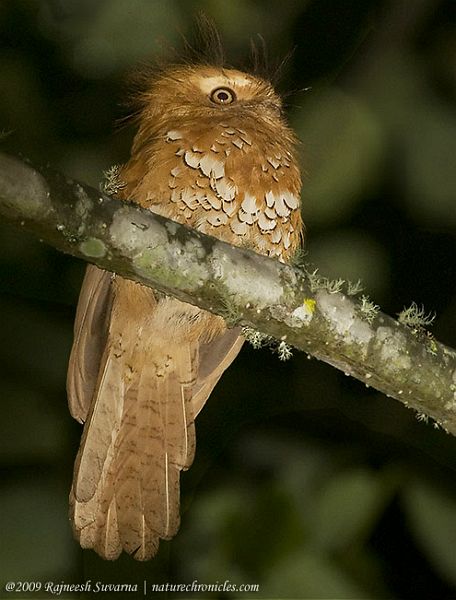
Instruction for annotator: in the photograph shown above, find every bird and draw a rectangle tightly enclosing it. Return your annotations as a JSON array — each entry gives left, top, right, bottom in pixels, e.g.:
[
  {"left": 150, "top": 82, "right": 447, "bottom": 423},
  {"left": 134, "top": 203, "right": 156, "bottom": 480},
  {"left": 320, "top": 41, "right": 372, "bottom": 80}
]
[{"left": 66, "top": 48, "right": 303, "bottom": 561}]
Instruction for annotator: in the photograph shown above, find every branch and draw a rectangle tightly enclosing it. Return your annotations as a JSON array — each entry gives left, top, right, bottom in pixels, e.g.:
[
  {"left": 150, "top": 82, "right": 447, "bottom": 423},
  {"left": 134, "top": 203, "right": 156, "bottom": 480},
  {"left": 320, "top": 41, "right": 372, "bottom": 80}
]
[{"left": 1, "top": 152, "right": 455, "bottom": 434}]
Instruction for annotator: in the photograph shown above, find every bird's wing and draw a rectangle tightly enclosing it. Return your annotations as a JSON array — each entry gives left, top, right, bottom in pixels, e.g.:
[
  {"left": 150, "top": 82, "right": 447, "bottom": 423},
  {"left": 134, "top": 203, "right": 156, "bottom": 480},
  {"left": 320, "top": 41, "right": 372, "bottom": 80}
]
[
  {"left": 67, "top": 265, "right": 113, "bottom": 423},
  {"left": 192, "top": 329, "right": 244, "bottom": 419}
]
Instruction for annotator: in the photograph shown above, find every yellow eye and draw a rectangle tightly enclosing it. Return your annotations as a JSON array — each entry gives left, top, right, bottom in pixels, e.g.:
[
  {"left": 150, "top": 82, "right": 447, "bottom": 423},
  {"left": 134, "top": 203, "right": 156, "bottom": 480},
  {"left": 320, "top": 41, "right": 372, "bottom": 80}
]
[{"left": 210, "top": 87, "right": 236, "bottom": 105}]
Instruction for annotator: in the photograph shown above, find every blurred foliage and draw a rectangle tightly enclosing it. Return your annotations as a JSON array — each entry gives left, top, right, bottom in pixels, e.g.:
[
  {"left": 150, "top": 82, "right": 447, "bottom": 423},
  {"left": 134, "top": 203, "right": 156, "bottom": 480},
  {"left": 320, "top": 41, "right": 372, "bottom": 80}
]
[{"left": 1, "top": 0, "right": 456, "bottom": 598}]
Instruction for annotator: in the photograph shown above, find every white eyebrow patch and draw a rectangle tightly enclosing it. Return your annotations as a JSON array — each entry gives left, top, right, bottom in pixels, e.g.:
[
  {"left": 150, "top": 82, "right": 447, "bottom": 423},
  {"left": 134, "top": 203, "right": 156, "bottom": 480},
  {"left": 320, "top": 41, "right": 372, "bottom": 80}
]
[{"left": 196, "top": 75, "right": 252, "bottom": 96}]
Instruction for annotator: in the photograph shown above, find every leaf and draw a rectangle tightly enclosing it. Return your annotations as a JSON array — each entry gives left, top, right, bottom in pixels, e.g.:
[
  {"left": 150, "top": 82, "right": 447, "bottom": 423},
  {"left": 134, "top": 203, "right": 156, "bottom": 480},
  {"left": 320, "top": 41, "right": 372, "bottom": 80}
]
[
  {"left": 263, "top": 550, "right": 369, "bottom": 599},
  {"left": 0, "top": 479, "right": 75, "bottom": 581},
  {"left": 293, "top": 88, "right": 384, "bottom": 226},
  {"left": 402, "top": 477, "right": 456, "bottom": 587},
  {"left": 309, "top": 468, "right": 392, "bottom": 552}
]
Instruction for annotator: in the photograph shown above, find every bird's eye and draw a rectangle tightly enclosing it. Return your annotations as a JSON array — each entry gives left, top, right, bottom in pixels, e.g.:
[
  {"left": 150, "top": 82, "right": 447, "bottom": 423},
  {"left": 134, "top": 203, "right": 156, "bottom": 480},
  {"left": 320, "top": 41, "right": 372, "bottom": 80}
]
[{"left": 210, "top": 87, "right": 236, "bottom": 105}]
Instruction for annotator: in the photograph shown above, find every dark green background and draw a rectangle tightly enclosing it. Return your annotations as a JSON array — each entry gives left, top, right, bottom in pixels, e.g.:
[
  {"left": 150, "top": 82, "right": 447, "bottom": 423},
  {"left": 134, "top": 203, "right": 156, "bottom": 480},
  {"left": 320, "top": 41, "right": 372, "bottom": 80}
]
[{"left": 1, "top": 1, "right": 456, "bottom": 598}]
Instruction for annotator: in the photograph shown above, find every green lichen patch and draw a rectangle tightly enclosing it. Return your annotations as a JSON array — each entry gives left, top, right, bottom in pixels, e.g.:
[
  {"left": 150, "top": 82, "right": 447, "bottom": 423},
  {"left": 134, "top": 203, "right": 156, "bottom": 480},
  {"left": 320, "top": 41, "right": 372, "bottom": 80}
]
[
  {"left": 0, "top": 154, "right": 52, "bottom": 220},
  {"left": 242, "top": 327, "right": 272, "bottom": 349},
  {"left": 358, "top": 295, "right": 380, "bottom": 324},
  {"left": 374, "top": 327, "right": 412, "bottom": 371},
  {"left": 79, "top": 237, "right": 107, "bottom": 258},
  {"left": 100, "top": 165, "right": 126, "bottom": 196},
  {"left": 317, "top": 289, "right": 373, "bottom": 348},
  {"left": 133, "top": 245, "right": 208, "bottom": 293},
  {"left": 398, "top": 302, "right": 435, "bottom": 328}
]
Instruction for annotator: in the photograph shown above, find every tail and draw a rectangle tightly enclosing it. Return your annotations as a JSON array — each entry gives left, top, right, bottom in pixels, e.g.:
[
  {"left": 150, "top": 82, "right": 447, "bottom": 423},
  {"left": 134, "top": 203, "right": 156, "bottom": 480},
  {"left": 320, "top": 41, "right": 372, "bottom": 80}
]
[{"left": 67, "top": 267, "right": 243, "bottom": 560}]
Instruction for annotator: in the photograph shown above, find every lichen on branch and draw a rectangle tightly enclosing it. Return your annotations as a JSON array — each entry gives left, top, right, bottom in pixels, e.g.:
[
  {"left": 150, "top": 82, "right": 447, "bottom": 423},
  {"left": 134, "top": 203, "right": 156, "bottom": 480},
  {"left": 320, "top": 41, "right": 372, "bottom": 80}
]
[{"left": 1, "top": 151, "right": 456, "bottom": 434}]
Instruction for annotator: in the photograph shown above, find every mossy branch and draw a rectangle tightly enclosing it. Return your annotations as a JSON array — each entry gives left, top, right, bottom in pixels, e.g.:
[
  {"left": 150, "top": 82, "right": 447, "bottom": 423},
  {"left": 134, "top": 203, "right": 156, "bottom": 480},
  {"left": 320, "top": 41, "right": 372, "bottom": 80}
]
[{"left": 1, "top": 152, "right": 456, "bottom": 434}]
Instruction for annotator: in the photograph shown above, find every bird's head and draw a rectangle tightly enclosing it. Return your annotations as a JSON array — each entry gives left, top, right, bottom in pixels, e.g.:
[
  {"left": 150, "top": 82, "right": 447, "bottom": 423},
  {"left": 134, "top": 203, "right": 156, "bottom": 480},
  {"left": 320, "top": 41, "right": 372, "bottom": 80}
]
[{"left": 132, "top": 64, "right": 286, "bottom": 134}]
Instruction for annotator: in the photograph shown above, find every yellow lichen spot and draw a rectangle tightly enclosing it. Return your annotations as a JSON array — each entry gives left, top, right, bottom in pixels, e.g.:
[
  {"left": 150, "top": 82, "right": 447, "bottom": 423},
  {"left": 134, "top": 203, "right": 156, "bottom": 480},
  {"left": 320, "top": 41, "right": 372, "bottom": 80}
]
[
  {"left": 287, "top": 298, "right": 316, "bottom": 328},
  {"left": 303, "top": 298, "right": 316, "bottom": 313}
]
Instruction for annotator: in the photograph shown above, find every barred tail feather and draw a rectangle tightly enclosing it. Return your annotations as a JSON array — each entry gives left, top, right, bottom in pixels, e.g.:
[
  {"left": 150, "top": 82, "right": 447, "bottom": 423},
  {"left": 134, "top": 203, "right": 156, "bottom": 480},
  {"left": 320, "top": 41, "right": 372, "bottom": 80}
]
[{"left": 68, "top": 271, "right": 244, "bottom": 560}]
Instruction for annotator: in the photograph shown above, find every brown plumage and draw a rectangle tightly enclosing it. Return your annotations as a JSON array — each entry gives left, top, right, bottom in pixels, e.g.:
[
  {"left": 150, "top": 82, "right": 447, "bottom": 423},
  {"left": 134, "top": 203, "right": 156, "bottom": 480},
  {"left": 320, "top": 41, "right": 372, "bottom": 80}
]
[{"left": 67, "top": 60, "right": 303, "bottom": 560}]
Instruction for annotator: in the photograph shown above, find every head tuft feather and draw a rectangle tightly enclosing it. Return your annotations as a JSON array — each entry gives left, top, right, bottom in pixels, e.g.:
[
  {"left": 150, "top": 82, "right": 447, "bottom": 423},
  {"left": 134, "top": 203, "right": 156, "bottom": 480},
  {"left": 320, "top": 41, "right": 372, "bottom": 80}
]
[{"left": 118, "top": 14, "right": 292, "bottom": 129}]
